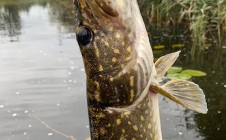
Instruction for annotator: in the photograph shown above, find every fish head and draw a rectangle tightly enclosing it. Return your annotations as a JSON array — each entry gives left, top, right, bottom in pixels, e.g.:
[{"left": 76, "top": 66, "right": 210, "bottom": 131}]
[
  {"left": 74, "top": 0, "right": 136, "bottom": 79},
  {"left": 74, "top": 0, "right": 151, "bottom": 107}
]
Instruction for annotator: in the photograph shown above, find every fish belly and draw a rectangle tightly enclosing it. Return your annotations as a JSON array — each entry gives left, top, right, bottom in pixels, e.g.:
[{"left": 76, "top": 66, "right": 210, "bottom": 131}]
[{"left": 88, "top": 91, "right": 162, "bottom": 140}]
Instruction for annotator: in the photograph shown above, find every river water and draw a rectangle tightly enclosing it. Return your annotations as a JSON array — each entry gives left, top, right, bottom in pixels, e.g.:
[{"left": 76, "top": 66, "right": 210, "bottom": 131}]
[{"left": 0, "top": 1, "right": 225, "bottom": 140}]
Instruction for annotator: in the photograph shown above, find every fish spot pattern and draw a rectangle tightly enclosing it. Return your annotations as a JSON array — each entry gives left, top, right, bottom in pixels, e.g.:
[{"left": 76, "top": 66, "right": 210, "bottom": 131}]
[
  {"left": 76, "top": 1, "right": 161, "bottom": 139},
  {"left": 87, "top": 94, "right": 161, "bottom": 139}
]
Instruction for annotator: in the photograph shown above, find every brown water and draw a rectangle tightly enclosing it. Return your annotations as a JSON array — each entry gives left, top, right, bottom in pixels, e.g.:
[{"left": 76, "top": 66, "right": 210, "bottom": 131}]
[{"left": 0, "top": 1, "right": 225, "bottom": 140}]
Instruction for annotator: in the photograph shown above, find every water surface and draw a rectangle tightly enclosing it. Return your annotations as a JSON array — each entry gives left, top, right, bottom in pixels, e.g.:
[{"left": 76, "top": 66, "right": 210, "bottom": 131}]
[
  {"left": 0, "top": 1, "right": 225, "bottom": 140},
  {"left": 0, "top": 1, "right": 89, "bottom": 140}
]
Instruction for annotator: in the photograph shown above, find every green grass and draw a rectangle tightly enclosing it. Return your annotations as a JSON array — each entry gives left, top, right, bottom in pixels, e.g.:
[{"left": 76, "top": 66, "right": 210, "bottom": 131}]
[{"left": 138, "top": 0, "right": 226, "bottom": 48}]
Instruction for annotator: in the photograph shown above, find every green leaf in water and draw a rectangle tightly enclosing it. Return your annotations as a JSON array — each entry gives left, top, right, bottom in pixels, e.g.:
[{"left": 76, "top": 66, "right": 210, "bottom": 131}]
[
  {"left": 181, "top": 69, "right": 207, "bottom": 77},
  {"left": 153, "top": 45, "right": 165, "bottom": 49},
  {"left": 166, "top": 73, "right": 192, "bottom": 80},
  {"left": 172, "top": 44, "right": 184, "bottom": 48},
  {"left": 167, "top": 66, "right": 182, "bottom": 74}
]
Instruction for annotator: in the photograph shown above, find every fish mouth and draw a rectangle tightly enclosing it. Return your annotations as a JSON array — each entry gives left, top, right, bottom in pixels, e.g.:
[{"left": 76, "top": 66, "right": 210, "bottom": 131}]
[
  {"left": 74, "top": 0, "right": 119, "bottom": 19},
  {"left": 88, "top": 0, "right": 119, "bottom": 17}
]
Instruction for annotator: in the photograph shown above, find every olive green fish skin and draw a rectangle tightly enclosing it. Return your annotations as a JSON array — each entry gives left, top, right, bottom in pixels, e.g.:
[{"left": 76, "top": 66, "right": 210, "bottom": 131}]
[
  {"left": 88, "top": 96, "right": 160, "bottom": 140},
  {"left": 75, "top": 0, "right": 142, "bottom": 106},
  {"left": 74, "top": 0, "right": 161, "bottom": 139}
]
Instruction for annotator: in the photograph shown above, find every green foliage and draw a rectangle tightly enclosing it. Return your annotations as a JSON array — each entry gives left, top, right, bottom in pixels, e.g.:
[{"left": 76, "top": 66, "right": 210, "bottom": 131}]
[
  {"left": 172, "top": 44, "right": 185, "bottom": 48},
  {"left": 166, "top": 73, "right": 192, "bottom": 80},
  {"left": 139, "top": 0, "right": 226, "bottom": 48},
  {"left": 153, "top": 45, "right": 165, "bottom": 49},
  {"left": 166, "top": 66, "right": 206, "bottom": 80},
  {"left": 167, "top": 66, "right": 183, "bottom": 74},
  {"left": 181, "top": 69, "right": 207, "bottom": 76}
]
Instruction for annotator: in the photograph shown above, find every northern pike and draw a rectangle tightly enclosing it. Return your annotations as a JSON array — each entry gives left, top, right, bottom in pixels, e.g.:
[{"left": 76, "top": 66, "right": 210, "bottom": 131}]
[{"left": 73, "top": 0, "right": 208, "bottom": 139}]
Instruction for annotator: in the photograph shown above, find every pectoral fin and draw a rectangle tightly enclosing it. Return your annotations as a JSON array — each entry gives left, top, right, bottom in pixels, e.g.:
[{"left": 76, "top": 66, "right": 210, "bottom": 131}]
[
  {"left": 155, "top": 51, "right": 181, "bottom": 81},
  {"left": 150, "top": 80, "right": 208, "bottom": 114}
]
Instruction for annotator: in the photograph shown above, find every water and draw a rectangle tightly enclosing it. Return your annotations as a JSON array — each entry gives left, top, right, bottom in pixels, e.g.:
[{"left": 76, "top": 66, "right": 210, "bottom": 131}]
[
  {"left": 0, "top": 1, "right": 89, "bottom": 140},
  {"left": 0, "top": 1, "right": 225, "bottom": 140}
]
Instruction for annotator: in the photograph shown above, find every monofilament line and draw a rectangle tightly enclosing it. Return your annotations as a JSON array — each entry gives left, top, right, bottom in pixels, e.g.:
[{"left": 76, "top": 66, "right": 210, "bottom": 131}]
[{"left": 32, "top": 115, "right": 76, "bottom": 140}]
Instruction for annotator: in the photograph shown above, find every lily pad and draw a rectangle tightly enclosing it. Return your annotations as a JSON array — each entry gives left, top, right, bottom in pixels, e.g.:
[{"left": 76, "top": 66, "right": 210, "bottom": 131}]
[
  {"left": 167, "top": 66, "right": 182, "bottom": 74},
  {"left": 166, "top": 73, "right": 192, "bottom": 80},
  {"left": 153, "top": 45, "right": 165, "bottom": 49},
  {"left": 181, "top": 69, "right": 207, "bottom": 77},
  {"left": 172, "top": 44, "right": 184, "bottom": 48}
]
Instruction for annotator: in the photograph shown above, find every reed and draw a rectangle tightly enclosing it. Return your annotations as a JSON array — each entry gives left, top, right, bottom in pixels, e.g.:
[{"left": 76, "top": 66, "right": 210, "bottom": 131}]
[{"left": 138, "top": 0, "right": 226, "bottom": 48}]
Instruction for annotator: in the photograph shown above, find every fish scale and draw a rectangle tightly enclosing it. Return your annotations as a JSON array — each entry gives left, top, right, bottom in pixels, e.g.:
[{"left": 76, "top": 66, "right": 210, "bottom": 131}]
[
  {"left": 74, "top": 0, "right": 207, "bottom": 139},
  {"left": 88, "top": 94, "right": 160, "bottom": 139}
]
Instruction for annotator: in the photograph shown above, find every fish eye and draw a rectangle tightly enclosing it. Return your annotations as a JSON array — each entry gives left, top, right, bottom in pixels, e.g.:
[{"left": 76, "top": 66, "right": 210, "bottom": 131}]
[{"left": 76, "top": 26, "right": 93, "bottom": 46}]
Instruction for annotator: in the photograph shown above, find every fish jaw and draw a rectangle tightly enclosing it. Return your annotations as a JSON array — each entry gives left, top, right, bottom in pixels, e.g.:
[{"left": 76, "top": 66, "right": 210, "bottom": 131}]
[
  {"left": 74, "top": 0, "right": 163, "bottom": 139},
  {"left": 74, "top": 0, "right": 137, "bottom": 78},
  {"left": 74, "top": 0, "right": 146, "bottom": 106},
  {"left": 74, "top": 0, "right": 136, "bottom": 25}
]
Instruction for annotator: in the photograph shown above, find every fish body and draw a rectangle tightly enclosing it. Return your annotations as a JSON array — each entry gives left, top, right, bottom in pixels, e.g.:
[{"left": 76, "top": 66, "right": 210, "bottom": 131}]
[{"left": 74, "top": 0, "right": 207, "bottom": 140}]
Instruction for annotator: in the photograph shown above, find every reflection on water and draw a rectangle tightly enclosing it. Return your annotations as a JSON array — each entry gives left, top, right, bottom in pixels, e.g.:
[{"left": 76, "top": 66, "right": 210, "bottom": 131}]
[
  {"left": 148, "top": 22, "right": 226, "bottom": 140},
  {"left": 0, "top": 0, "right": 225, "bottom": 140},
  {"left": 147, "top": 21, "right": 226, "bottom": 140},
  {"left": 192, "top": 49, "right": 226, "bottom": 140},
  {"left": 0, "top": 4, "right": 21, "bottom": 39},
  {"left": 0, "top": 1, "right": 89, "bottom": 140}
]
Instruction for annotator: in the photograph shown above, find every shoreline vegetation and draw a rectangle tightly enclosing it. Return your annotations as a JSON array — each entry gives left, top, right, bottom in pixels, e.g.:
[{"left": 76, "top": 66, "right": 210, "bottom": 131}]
[
  {"left": 1, "top": 0, "right": 226, "bottom": 48},
  {"left": 0, "top": 1, "right": 226, "bottom": 140},
  {"left": 138, "top": 0, "right": 226, "bottom": 50},
  {"left": 1, "top": 0, "right": 226, "bottom": 54}
]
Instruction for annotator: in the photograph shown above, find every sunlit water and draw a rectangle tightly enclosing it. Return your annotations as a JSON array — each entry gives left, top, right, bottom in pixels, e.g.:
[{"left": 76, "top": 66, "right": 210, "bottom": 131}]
[{"left": 0, "top": 1, "right": 225, "bottom": 140}]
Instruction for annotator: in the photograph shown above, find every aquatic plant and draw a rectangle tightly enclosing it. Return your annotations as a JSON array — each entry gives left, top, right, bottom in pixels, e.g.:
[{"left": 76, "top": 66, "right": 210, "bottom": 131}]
[
  {"left": 138, "top": 0, "right": 226, "bottom": 49},
  {"left": 166, "top": 66, "right": 207, "bottom": 80}
]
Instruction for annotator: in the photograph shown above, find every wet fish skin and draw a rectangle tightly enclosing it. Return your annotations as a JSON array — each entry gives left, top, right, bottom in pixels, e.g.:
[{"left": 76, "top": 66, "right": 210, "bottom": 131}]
[
  {"left": 74, "top": 0, "right": 161, "bottom": 139},
  {"left": 74, "top": 0, "right": 207, "bottom": 140},
  {"left": 74, "top": 0, "right": 152, "bottom": 107}
]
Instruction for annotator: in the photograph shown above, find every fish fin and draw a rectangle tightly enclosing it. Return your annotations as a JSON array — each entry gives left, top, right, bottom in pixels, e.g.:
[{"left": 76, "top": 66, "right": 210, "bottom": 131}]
[
  {"left": 150, "top": 80, "right": 208, "bottom": 114},
  {"left": 106, "top": 86, "right": 149, "bottom": 113},
  {"left": 106, "top": 75, "right": 152, "bottom": 113},
  {"left": 155, "top": 51, "right": 181, "bottom": 81}
]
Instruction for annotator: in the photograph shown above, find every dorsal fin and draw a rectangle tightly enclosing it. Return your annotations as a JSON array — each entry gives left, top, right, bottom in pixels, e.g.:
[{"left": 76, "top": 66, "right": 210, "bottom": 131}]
[{"left": 155, "top": 51, "right": 180, "bottom": 81}]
